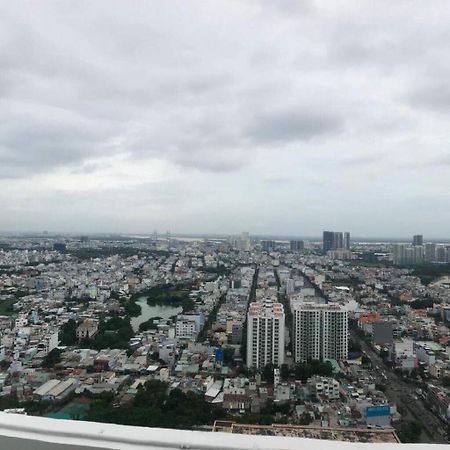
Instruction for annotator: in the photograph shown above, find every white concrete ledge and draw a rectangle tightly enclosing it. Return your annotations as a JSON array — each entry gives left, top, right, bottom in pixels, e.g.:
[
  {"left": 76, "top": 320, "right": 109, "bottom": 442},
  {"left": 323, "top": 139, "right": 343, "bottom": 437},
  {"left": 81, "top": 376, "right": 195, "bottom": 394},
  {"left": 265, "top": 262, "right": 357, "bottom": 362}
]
[{"left": 0, "top": 413, "right": 444, "bottom": 450}]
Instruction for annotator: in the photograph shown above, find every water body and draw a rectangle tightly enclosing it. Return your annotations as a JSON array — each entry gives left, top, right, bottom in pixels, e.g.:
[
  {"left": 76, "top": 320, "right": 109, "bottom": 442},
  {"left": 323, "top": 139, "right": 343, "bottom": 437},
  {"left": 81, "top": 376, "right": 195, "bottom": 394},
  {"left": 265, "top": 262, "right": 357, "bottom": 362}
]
[{"left": 131, "top": 296, "right": 182, "bottom": 332}]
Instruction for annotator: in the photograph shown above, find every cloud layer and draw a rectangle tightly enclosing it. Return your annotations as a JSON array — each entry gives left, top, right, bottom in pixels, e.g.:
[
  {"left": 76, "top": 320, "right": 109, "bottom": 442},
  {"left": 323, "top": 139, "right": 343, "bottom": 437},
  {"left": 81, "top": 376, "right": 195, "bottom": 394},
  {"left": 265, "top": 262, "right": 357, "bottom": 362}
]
[{"left": 1, "top": 0, "right": 450, "bottom": 237}]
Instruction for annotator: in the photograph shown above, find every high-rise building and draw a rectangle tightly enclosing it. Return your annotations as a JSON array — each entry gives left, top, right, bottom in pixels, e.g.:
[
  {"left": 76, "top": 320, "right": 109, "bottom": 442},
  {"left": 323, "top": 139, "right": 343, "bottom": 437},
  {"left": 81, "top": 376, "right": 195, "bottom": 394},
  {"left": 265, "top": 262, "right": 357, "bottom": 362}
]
[
  {"left": 323, "top": 231, "right": 335, "bottom": 253},
  {"left": 393, "top": 243, "right": 425, "bottom": 265},
  {"left": 290, "top": 240, "right": 305, "bottom": 251},
  {"left": 232, "top": 232, "right": 251, "bottom": 251},
  {"left": 436, "top": 245, "right": 448, "bottom": 263},
  {"left": 424, "top": 243, "right": 437, "bottom": 263},
  {"left": 323, "top": 231, "right": 350, "bottom": 253},
  {"left": 413, "top": 245, "right": 424, "bottom": 264},
  {"left": 413, "top": 235, "right": 423, "bottom": 246},
  {"left": 404, "top": 247, "right": 415, "bottom": 264},
  {"left": 293, "top": 303, "right": 348, "bottom": 363},
  {"left": 392, "top": 243, "right": 406, "bottom": 265},
  {"left": 333, "top": 232, "right": 343, "bottom": 250},
  {"left": 261, "top": 240, "right": 276, "bottom": 252},
  {"left": 344, "top": 232, "right": 351, "bottom": 250},
  {"left": 246, "top": 301, "right": 285, "bottom": 369}
]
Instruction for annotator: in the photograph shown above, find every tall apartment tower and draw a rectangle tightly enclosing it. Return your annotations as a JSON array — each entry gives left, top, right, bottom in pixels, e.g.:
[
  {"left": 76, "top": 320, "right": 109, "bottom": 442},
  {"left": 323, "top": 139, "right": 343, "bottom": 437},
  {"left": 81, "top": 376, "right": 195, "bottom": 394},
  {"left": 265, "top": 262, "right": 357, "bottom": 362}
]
[
  {"left": 323, "top": 231, "right": 350, "bottom": 252},
  {"left": 293, "top": 303, "right": 348, "bottom": 363},
  {"left": 290, "top": 240, "right": 305, "bottom": 251},
  {"left": 436, "top": 245, "right": 448, "bottom": 263},
  {"left": 323, "top": 231, "right": 335, "bottom": 253},
  {"left": 424, "top": 243, "right": 437, "bottom": 262},
  {"left": 246, "top": 301, "right": 285, "bottom": 369},
  {"left": 413, "top": 235, "right": 423, "bottom": 246},
  {"left": 392, "top": 243, "right": 407, "bottom": 265},
  {"left": 344, "top": 232, "right": 351, "bottom": 250}
]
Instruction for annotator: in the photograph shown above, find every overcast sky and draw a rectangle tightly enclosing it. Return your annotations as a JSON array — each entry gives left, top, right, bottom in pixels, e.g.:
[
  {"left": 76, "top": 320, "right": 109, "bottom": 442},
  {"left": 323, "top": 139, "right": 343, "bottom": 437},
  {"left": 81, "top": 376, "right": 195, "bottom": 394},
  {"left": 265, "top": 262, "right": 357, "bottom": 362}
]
[{"left": 1, "top": 0, "right": 450, "bottom": 238}]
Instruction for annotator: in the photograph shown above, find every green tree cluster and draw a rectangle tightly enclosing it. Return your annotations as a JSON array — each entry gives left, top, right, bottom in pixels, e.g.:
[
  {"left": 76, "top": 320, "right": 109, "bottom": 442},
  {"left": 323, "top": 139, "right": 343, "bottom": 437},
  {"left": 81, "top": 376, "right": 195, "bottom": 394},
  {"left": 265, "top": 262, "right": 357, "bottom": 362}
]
[
  {"left": 122, "top": 300, "right": 141, "bottom": 317},
  {"left": 396, "top": 420, "right": 423, "bottom": 443},
  {"left": 133, "top": 285, "right": 195, "bottom": 313},
  {"left": 42, "top": 348, "right": 62, "bottom": 368},
  {"left": 87, "top": 380, "right": 224, "bottom": 429},
  {"left": 294, "top": 360, "right": 333, "bottom": 381},
  {"left": 138, "top": 316, "right": 162, "bottom": 332},
  {"left": 81, "top": 316, "right": 133, "bottom": 350},
  {"left": 59, "top": 319, "right": 78, "bottom": 346}
]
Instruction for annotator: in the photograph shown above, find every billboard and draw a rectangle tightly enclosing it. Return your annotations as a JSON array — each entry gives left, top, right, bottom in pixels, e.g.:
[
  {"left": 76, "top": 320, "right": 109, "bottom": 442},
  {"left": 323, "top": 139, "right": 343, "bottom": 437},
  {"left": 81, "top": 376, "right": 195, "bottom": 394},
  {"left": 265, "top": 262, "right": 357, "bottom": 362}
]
[
  {"left": 214, "top": 347, "right": 224, "bottom": 363},
  {"left": 366, "top": 405, "right": 390, "bottom": 417}
]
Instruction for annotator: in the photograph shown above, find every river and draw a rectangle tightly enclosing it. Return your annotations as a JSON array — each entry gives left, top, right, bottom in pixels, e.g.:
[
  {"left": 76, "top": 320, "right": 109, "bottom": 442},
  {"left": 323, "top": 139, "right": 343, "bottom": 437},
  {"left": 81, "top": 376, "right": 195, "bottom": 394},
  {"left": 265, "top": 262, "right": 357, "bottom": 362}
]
[{"left": 130, "top": 296, "right": 182, "bottom": 332}]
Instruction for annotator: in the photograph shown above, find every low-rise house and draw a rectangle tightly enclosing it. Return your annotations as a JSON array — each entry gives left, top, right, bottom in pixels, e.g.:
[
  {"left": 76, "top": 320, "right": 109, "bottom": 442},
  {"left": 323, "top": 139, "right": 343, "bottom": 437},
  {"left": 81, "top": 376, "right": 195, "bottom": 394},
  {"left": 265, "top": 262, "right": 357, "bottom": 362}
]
[{"left": 76, "top": 319, "right": 98, "bottom": 340}]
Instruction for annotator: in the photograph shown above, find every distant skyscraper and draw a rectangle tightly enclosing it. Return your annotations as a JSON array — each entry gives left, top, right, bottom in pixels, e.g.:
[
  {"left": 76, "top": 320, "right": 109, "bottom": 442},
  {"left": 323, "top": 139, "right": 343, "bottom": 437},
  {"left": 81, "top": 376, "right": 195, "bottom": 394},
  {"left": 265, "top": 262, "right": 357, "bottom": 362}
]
[
  {"left": 290, "top": 240, "right": 305, "bottom": 251},
  {"left": 436, "top": 245, "right": 448, "bottom": 263},
  {"left": 246, "top": 301, "right": 285, "bottom": 369},
  {"left": 392, "top": 244, "right": 406, "bottom": 265},
  {"left": 344, "top": 232, "right": 351, "bottom": 250},
  {"left": 323, "top": 231, "right": 350, "bottom": 253},
  {"left": 424, "top": 243, "right": 436, "bottom": 263},
  {"left": 293, "top": 303, "right": 348, "bottom": 363},
  {"left": 323, "top": 231, "right": 334, "bottom": 253},
  {"left": 393, "top": 242, "right": 425, "bottom": 265},
  {"left": 334, "top": 232, "right": 343, "bottom": 249},
  {"left": 413, "top": 245, "right": 424, "bottom": 264},
  {"left": 261, "top": 240, "right": 276, "bottom": 252},
  {"left": 413, "top": 235, "right": 423, "bottom": 246}
]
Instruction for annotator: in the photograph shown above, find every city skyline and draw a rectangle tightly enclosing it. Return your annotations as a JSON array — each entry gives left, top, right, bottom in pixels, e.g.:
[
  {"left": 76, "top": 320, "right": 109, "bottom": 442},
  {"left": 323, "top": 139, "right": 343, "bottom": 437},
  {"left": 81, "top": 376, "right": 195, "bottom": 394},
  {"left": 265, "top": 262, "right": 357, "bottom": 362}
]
[{"left": 2, "top": 1, "right": 450, "bottom": 236}]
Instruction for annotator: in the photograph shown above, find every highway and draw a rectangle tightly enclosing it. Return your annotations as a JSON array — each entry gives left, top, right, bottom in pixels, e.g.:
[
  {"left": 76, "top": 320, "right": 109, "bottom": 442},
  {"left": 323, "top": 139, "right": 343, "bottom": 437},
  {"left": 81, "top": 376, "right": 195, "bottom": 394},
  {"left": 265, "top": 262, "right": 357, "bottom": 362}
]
[{"left": 354, "top": 333, "right": 448, "bottom": 444}]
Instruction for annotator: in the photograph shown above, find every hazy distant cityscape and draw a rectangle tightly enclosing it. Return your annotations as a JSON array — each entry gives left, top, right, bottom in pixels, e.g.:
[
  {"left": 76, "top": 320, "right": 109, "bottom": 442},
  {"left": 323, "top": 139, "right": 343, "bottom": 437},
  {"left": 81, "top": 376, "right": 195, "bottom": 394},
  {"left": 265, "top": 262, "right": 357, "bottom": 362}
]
[{"left": 0, "top": 231, "right": 449, "bottom": 444}]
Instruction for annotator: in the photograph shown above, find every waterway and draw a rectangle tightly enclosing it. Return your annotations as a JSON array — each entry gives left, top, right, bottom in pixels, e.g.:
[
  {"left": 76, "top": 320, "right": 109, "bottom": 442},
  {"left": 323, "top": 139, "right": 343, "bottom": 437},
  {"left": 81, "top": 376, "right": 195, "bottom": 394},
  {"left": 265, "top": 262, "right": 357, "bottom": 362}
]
[{"left": 130, "top": 296, "right": 182, "bottom": 332}]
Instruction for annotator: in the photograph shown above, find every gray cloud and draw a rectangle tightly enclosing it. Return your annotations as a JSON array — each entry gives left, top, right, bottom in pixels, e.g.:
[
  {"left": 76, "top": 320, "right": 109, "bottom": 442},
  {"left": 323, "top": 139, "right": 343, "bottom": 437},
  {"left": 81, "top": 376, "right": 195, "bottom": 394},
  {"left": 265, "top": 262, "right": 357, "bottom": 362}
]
[
  {"left": 247, "top": 109, "right": 343, "bottom": 144},
  {"left": 407, "top": 82, "right": 450, "bottom": 113},
  {"left": 1, "top": 1, "right": 450, "bottom": 236}
]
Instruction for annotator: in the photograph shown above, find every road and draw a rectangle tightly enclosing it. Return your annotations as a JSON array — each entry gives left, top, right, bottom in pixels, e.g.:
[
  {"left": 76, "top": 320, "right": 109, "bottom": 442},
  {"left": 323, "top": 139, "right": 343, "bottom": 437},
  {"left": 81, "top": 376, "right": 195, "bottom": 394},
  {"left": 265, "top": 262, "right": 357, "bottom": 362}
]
[{"left": 355, "top": 333, "right": 448, "bottom": 444}]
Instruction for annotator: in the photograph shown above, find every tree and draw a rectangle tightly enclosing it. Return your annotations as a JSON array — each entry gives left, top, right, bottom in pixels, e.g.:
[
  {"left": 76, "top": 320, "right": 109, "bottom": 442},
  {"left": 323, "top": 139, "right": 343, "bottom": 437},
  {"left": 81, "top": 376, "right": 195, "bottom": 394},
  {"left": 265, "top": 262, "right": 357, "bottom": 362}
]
[
  {"left": 299, "top": 412, "right": 313, "bottom": 425},
  {"left": 397, "top": 420, "right": 423, "bottom": 443},
  {"left": 348, "top": 338, "right": 362, "bottom": 353},
  {"left": 87, "top": 379, "right": 225, "bottom": 429},
  {"left": 280, "top": 363, "right": 290, "bottom": 381},
  {"left": 294, "top": 360, "right": 333, "bottom": 382},
  {"left": 59, "top": 319, "right": 78, "bottom": 345},
  {"left": 262, "top": 364, "right": 275, "bottom": 384},
  {"left": 42, "top": 348, "right": 62, "bottom": 368},
  {"left": 223, "top": 347, "right": 236, "bottom": 366}
]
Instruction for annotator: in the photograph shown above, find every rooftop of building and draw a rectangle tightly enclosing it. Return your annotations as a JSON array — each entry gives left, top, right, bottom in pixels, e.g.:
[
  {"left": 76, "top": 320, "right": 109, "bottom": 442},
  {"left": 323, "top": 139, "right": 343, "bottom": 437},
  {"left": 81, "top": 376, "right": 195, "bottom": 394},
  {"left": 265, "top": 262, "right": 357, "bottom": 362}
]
[{"left": 213, "top": 421, "right": 400, "bottom": 444}]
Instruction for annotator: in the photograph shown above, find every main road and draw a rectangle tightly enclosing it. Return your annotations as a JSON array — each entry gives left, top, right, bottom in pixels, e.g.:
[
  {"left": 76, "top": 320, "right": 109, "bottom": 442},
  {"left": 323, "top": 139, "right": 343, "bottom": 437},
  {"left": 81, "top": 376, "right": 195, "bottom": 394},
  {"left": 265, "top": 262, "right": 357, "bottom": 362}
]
[{"left": 354, "top": 332, "right": 448, "bottom": 444}]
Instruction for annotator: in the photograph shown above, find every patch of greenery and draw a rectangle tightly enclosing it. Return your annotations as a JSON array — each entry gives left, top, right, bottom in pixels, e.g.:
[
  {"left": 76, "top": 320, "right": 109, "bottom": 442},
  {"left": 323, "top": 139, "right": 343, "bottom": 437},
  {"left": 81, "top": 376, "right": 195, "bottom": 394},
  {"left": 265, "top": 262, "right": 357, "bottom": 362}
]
[
  {"left": 409, "top": 264, "right": 450, "bottom": 285},
  {"left": 59, "top": 319, "right": 78, "bottom": 346},
  {"left": 86, "top": 380, "right": 224, "bottom": 429},
  {"left": 396, "top": 420, "right": 423, "bottom": 443},
  {"left": 81, "top": 316, "right": 133, "bottom": 350},
  {"left": 134, "top": 285, "right": 194, "bottom": 313},
  {"left": 202, "top": 265, "right": 231, "bottom": 276},
  {"left": 410, "top": 298, "right": 434, "bottom": 309},
  {"left": 0, "top": 298, "right": 16, "bottom": 315},
  {"left": 293, "top": 360, "right": 333, "bottom": 382},
  {"left": 138, "top": 316, "right": 162, "bottom": 332},
  {"left": 122, "top": 299, "right": 141, "bottom": 317},
  {"left": 42, "top": 348, "right": 62, "bottom": 368}
]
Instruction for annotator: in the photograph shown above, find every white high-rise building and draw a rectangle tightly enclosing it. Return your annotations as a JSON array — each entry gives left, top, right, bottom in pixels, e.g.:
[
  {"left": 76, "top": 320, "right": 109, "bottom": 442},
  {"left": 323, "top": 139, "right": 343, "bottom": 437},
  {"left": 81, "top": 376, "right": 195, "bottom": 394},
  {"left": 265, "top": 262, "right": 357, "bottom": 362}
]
[
  {"left": 436, "top": 245, "right": 448, "bottom": 263},
  {"left": 293, "top": 303, "right": 348, "bottom": 363},
  {"left": 392, "top": 244, "right": 407, "bottom": 265},
  {"left": 246, "top": 301, "right": 285, "bottom": 369},
  {"left": 424, "top": 243, "right": 437, "bottom": 262}
]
